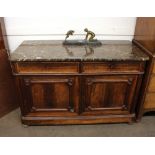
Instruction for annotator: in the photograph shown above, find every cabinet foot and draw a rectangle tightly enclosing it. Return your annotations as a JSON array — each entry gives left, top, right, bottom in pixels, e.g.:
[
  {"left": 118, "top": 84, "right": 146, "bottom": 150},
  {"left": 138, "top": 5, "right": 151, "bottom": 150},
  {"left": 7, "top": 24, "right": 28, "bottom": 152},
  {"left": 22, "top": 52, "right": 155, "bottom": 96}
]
[
  {"left": 135, "top": 118, "right": 141, "bottom": 123},
  {"left": 22, "top": 124, "right": 29, "bottom": 128},
  {"left": 128, "top": 119, "right": 135, "bottom": 125}
]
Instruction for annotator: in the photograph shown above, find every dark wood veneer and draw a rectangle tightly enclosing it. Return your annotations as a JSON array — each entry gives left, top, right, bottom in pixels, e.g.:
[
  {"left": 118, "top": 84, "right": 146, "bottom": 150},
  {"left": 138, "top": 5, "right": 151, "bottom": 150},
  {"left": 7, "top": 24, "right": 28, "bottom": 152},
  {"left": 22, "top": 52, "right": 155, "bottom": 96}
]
[
  {"left": 13, "top": 62, "right": 79, "bottom": 74},
  {"left": 81, "top": 62, "right": 144, "bottom": 73},
  {"left": 12, "top": 60, "right": 145, "bottom": 125}
]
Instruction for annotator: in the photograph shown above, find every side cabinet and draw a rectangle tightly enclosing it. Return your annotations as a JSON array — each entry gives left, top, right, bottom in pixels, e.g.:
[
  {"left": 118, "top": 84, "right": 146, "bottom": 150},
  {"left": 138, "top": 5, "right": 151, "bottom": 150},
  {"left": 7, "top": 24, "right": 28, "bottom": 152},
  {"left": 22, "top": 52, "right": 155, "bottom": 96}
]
[
  {"left": 81, "top": 75, "right": 139, "bottom": 115},
  {"left": 18, "top": 76, "right": 79, "bottom": 117}
]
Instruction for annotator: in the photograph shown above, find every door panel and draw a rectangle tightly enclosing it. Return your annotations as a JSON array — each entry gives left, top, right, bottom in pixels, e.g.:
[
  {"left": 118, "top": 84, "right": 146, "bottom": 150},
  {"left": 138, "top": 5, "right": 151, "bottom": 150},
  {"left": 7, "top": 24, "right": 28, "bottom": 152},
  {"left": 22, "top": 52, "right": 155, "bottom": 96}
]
[
  {"left": 20, "top": 76, "right": 79, "bottom": 116},
  {"left": 81, "top": 75, "right": 138, "bottom": 115},
  {"left": 31, "top": 80, "right": 70, "bottom": 110}
]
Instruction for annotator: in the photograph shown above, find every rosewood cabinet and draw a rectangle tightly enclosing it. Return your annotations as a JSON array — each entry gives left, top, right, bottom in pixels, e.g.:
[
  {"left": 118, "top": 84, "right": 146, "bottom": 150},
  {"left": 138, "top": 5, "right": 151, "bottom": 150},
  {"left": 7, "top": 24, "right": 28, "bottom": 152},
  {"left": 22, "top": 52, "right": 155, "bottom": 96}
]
[{"left": 10, "top": 40, "right": 149, "bottom": 125}]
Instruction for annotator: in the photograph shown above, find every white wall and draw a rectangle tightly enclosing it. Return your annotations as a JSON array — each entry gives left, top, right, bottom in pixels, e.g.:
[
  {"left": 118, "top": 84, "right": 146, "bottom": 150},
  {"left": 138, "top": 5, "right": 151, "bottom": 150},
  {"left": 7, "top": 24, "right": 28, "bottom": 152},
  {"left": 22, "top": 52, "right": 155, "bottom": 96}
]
[{"left": 4, "top": 17, "right": 137, "bottom": 52}]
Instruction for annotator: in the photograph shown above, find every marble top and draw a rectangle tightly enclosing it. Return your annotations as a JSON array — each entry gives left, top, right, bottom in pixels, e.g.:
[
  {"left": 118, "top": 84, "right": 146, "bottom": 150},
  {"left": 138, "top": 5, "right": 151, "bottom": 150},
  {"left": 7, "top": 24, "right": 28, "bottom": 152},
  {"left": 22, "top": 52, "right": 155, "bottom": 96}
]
[{"left": 10, "top": 40, "right": 149, "bottom": 62}]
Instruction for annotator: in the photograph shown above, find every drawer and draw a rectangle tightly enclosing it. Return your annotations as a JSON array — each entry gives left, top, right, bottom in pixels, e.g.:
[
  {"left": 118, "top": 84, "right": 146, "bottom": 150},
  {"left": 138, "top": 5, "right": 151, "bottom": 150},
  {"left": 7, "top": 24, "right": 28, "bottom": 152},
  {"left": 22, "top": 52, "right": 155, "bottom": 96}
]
[
  {"left": 144, "top": 93, "right": 155, "bottom": 109},
  {"left": 82, "top": 62, "right": 144, "bottom": 73},
  {"left": 13, "top": 62, "right": 79, "bottom": 74},
  {"left": 148, "top": 75, "right": 155, "bottom": 92}
]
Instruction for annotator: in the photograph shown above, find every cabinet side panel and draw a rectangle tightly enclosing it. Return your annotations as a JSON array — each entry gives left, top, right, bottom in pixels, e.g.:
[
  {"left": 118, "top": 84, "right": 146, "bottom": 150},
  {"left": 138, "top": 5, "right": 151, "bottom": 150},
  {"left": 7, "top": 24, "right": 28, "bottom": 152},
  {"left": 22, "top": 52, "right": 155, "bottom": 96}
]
[
  {"left": 144, "top": 93, "right": 155, "bottom": 110},
  {"left": 0, "top": 17, "right": 18, "bottom": 118},
  {"left": 134, "top": 17, "right": 155, "bottom": 54}
]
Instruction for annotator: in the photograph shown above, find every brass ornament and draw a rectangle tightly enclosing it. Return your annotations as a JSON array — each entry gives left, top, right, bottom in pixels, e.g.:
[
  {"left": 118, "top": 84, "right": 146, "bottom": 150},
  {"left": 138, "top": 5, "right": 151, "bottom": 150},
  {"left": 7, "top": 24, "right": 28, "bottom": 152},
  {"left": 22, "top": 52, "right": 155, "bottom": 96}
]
[
  {"left": 65, "top": 30, "right": 75, "bottom": 40},
  {"left": 84, "top": 28, "right": 95, "bottom": 41}
]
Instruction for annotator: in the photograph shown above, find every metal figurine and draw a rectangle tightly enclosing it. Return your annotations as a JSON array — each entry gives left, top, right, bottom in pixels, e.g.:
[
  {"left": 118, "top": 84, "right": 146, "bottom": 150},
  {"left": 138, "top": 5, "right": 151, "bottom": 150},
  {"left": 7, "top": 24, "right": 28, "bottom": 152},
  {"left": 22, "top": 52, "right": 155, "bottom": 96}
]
[
  {"left": 84, "top": 28, "right": 95, "bottom": 41},
  {"left": 63, "top": 28, "right": 102, "bottom": 46},
  {"left": 65, "top": 30, "right": 75, "bottom": 40}
]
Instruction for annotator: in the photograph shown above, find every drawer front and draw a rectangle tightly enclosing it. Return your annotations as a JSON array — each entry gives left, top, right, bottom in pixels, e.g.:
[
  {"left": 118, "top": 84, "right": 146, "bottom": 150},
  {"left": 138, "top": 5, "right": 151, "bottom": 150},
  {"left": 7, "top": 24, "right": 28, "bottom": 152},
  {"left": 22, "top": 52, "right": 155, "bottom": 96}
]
[
  {"left": 82, "top": 62, "right": 144, "bottom": 73},
  {"left": 13, "top": 62, "right": 79, "bottom": 74},
  {"left": 148, "top": 75, "right": 155, "bottom": 92},
  {"left": 144, "top": 93, "right": 155, "bottom": 109}
]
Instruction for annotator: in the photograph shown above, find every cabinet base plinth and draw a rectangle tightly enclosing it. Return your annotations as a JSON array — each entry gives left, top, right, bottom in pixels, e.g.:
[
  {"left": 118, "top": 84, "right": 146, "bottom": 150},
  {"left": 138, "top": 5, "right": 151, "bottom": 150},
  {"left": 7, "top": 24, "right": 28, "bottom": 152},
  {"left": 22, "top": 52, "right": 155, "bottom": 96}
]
[{"left": 21, "top": 114, "right": 135, "bottom": 125}]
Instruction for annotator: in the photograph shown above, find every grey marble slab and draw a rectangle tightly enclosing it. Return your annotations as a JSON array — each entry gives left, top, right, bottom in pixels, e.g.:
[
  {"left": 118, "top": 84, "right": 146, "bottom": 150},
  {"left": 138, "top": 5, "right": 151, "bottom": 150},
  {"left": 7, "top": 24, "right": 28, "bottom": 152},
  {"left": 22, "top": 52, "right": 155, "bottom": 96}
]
[{"left": 10, "top": 40, "right": 149, "bottom": 62}]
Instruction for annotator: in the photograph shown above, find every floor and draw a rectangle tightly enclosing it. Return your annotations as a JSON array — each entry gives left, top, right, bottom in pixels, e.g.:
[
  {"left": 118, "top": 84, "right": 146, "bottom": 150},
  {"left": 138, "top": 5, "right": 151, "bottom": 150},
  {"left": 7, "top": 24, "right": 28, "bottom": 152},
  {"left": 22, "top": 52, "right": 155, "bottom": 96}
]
[{"left": 0, "top": 109, "right": 155, "bottom": 137}]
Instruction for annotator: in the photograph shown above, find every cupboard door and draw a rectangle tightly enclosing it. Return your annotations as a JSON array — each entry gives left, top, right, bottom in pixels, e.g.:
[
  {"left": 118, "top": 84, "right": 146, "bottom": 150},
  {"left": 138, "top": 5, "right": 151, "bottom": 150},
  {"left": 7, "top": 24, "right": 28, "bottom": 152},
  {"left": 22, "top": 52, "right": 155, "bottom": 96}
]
[
  {"left": 81, "top": 75, "right": 138, "bottom": 115},
  {"left": 20, "top": 76, "right": 79, "bottom": 116}
]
